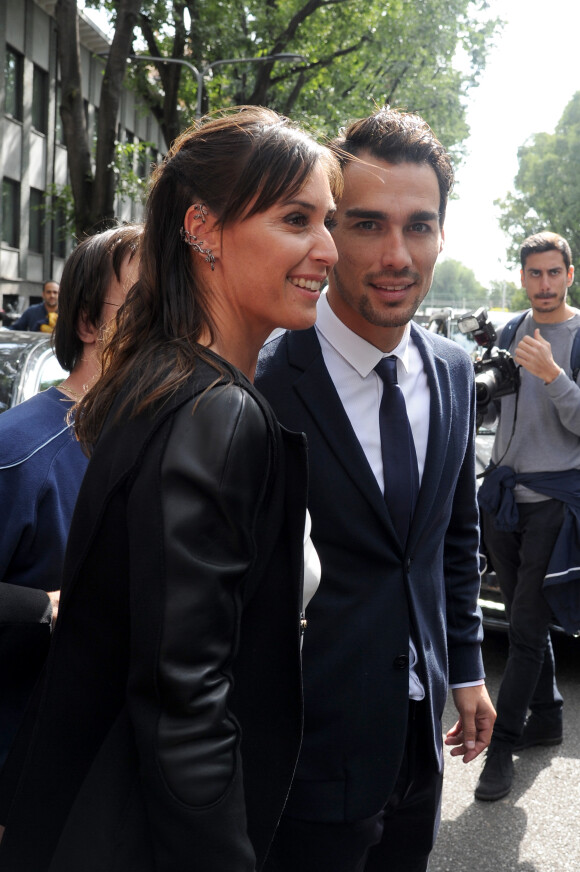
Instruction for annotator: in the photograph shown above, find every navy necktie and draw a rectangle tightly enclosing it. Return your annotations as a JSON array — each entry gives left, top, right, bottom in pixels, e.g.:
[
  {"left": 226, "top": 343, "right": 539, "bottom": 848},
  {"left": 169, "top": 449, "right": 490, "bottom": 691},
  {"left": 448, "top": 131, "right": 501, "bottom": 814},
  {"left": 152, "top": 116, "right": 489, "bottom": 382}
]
[{"left": 374, "top": 356, "right": 419, "bottom": 544}]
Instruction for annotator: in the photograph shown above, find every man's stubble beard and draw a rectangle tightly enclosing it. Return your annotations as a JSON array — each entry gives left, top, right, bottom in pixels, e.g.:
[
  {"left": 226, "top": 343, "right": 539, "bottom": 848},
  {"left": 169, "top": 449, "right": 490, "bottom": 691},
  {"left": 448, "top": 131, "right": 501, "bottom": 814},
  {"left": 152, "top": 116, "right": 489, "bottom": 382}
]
[{"left": 333, "top": 265, "right": 427, "bottom": 330}]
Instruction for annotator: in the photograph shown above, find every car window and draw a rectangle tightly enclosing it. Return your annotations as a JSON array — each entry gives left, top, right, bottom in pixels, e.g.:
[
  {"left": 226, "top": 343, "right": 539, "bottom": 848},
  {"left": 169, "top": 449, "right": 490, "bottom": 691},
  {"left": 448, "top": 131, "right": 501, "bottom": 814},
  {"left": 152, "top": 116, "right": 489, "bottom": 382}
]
[
  {"left": 0, "top": 342, "right": 24, "bottom": 413},
  {"left": 38, "top": 353, "right": 67, "bottom": 392},
  {"left": 0, "top": 334, "right": 67, "bottom": 413}
]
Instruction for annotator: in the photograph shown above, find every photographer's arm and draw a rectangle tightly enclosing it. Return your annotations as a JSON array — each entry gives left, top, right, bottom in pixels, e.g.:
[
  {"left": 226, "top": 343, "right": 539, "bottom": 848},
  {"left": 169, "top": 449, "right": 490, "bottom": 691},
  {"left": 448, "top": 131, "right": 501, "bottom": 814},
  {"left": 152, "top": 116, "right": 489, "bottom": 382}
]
[
  {"left": 516, "top": 328, "right": 580, "bottom": 435},
  {"left": 514, "top": 330, "right": 562, "bottom": 383}
]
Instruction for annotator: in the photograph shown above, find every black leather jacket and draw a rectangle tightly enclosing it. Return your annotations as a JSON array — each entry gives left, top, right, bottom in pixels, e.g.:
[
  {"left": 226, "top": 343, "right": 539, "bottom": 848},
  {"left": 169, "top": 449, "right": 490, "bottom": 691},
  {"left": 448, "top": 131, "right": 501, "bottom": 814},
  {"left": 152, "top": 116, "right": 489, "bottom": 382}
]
[{"left": 0, "top": 353, "right": 307, "bottom": 872}]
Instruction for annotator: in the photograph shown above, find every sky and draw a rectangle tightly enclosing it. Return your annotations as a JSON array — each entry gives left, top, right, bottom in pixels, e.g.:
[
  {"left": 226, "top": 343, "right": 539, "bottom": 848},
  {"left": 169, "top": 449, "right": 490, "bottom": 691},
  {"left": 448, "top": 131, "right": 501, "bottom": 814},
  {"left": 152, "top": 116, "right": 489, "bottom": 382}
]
[
  {"left": 81, "top": 0, "right": 580, "bottom": 290},
  {"left": 442, "top": 0, "right": 580, "bottom": 288}
]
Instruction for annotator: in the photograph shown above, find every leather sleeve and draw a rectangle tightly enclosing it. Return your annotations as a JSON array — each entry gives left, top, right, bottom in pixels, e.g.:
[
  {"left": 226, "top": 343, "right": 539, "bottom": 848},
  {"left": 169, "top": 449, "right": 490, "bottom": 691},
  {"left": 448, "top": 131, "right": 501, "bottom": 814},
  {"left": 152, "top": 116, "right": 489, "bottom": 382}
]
[
  {"left": 127, "top": 383, "right": 273, "bottom": 870},
  {"left": 0, "top": 583, "right": 52, "bottom": 626}
]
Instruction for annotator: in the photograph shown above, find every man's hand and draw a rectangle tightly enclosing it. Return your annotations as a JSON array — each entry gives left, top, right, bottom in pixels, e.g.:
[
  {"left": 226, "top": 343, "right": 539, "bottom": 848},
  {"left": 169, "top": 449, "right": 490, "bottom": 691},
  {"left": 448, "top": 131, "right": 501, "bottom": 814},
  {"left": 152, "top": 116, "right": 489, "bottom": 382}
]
[
  {"left": 514, "top": 328, "right": 562, "bottom": 383},
  {"left": 445, "top": 684, "right": 496, "bottom": 763},
  {"left": 47, "top": 590, "right": 60, "bottom": 629}
]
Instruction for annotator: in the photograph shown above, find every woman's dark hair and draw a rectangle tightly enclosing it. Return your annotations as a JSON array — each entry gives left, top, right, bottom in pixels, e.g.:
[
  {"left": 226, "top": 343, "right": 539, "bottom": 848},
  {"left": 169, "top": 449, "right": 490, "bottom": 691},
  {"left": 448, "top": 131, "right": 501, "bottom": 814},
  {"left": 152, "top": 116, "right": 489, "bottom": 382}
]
[
  {"left": 53, "top": 225, "right": 143, "bottom": 372},
  {"left": 75, "top": 106, "right": 341, "bottom": 448}
]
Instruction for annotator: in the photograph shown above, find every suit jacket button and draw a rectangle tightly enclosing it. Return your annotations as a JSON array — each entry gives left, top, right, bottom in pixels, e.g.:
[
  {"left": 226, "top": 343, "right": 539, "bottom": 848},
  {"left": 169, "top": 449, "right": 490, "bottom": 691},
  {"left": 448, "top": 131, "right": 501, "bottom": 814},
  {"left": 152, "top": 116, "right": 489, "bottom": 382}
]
[{"left": 393, "top": 654, "right": 409, "bottom": 670}]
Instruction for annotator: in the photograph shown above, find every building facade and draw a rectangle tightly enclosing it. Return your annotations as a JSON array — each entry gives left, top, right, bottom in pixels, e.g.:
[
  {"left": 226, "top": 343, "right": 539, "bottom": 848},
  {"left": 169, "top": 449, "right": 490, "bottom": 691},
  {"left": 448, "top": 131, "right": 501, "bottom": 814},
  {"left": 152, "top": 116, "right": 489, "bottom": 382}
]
[{"left": 0, "top": 0, "right": 166, "bottom": 316}]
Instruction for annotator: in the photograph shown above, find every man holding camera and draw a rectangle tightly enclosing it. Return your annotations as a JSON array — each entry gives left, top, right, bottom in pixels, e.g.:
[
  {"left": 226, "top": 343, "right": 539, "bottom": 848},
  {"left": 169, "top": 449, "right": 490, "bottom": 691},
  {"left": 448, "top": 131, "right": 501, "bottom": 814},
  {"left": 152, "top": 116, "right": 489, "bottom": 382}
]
[{"left": 475, "top": 231, "right": 580, "bottom": 801}]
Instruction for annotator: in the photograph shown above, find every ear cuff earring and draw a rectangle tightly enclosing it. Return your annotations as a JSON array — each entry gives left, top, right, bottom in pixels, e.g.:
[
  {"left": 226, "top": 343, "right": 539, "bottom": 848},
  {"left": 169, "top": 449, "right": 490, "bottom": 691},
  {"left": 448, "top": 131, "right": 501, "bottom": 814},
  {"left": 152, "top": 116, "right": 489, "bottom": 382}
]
[
  {"left": 193, "top": 203, "right": 208, "bottom": 223},
  {"left": 179, "top": 226, "right": 215, "bottom": 270}
]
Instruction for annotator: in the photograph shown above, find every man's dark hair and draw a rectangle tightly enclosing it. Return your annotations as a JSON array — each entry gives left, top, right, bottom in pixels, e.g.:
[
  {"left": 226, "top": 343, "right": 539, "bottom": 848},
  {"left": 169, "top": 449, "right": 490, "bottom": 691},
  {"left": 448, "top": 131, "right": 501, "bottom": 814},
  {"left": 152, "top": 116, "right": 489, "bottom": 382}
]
[
  {"left": 332, "top": 107, "right": 454, "bottom": 225},
  {"left": 53, "top": 224, "right": 142, "bottom": 372},
  {"left": 520, "top": 231, "right": 573, "bottom": 272}
]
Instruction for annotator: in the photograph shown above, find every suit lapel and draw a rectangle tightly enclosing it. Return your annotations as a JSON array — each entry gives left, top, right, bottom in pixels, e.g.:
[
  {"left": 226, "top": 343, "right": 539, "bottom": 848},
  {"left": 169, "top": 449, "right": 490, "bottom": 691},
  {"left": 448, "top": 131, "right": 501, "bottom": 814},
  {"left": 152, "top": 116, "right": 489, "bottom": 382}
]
[
  {"left": 408, "top": 324, "right": 453, "bottom": 547},
  {"left": 285, "top": 326, "right": 455, "bottom": 549},
  {"left": 286, "top": 329, "right": 399, "bottom": 538}
]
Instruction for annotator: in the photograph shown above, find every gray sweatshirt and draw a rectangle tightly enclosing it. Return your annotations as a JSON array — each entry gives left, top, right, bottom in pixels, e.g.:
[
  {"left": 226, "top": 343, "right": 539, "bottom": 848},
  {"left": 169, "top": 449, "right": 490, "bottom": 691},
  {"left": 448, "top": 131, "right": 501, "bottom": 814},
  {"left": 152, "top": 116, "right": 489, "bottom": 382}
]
[{"left": 491, "top": 310, "right": 580, "bottom": 502}]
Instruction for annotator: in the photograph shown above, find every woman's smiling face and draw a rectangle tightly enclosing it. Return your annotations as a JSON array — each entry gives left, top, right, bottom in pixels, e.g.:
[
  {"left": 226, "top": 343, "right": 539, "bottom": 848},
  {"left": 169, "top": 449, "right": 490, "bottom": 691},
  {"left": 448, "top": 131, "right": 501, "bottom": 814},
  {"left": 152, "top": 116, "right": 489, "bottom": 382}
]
[{"left": 216, "top": 161, "right": 338, "bottom": 341}]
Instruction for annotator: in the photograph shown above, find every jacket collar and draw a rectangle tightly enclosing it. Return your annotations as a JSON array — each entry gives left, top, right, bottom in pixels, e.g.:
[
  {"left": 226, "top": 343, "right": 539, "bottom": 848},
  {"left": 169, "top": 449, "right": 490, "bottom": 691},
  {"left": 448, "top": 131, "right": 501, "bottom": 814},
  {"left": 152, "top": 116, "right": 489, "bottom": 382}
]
[{"left": 284, "top": 324, "right": 453, "bottom": 551}]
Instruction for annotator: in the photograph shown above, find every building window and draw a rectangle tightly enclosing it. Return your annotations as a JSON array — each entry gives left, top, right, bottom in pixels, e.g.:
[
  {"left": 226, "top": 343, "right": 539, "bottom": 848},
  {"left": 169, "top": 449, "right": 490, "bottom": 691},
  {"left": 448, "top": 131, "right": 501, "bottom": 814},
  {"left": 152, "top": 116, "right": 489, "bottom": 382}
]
[
  {"left": 2, "top": 179, "right": 20, "bottom": 248},
  {"left": 29, "top": 188, "right": 45, "bottom": 253},
  {"left": 32, "top": 65, "right": 48, "bottom": 133},
  {"left": 55, "top": 82, "right": 64, "bottom": 143},
  {"left": 137, "top": 138, "right": 149, "bottom": 179},
  {"left": 92, "top": 105, "right": 99, "bottom": 158},
  {"left": 5, "top": 46, "right": 24, "bottom": 121},
  {"left": 52, "top": 203, "right": 67, "bottom": 259}
]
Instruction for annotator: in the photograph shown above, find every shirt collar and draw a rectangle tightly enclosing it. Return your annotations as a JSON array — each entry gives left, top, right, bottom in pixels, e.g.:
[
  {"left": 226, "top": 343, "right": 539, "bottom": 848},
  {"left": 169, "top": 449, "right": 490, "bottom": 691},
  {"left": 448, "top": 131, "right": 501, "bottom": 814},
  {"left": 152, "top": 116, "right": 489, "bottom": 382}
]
[{"left": 315, "top": 291, "right": 413, "bottom": 378}]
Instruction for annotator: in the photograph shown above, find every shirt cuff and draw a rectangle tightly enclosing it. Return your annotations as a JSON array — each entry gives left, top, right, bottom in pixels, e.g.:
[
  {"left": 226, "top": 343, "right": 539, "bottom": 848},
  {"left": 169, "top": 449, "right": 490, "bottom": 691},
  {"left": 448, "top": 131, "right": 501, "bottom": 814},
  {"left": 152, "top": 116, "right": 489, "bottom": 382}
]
[{"left": 450, "top": 679, "right": 485, "bottom": 689}]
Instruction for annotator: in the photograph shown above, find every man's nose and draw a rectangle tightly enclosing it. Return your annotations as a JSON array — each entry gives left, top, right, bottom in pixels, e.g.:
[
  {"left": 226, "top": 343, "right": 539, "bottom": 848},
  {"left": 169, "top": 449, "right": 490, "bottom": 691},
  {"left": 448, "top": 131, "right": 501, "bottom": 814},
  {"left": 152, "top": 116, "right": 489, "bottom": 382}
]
[
  {"left": 539, "top": 274, "right": 552, "bottom": 290},
  {"left": 380, "top": 231, "right": 413, "bottom": 271}
]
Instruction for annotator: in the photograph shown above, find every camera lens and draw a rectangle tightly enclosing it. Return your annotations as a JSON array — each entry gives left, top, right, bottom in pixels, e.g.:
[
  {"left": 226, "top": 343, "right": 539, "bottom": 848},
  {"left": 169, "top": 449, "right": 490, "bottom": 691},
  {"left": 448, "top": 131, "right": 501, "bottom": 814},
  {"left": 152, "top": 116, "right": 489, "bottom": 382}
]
[{"left": 475, "top": 368, "right": 502, "bottom": 408}]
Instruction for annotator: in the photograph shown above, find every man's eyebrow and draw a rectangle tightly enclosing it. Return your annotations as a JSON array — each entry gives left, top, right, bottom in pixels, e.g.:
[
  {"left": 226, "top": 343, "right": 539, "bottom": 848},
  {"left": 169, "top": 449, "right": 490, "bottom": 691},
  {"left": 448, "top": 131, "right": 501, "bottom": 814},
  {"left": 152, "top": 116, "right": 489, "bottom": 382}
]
[
  {"left": 409, "top": 210, "right": 440, "bottom": 223},
  {"left": 343, "top": 208, "right": 440, "bottom": 222},
  {"left": 344, "top": 208, "right": 386, "bottom": 220}
]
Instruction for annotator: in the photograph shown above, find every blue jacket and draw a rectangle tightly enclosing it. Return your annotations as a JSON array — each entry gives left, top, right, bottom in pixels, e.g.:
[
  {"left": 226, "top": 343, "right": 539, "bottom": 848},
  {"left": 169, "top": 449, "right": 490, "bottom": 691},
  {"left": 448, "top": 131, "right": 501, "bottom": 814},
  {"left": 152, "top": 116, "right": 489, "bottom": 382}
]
[
  {"left": 0, "top": 387, "right": 88, "bottom": 592},
  {"left": 0, "top": 387, "right": 88, "bottom": 766},
  {"left": 478, "top": 466, "right": 580, "bottom": 634},
  {"left": 9, "top": 302, "right": 51, "bottom": 332}
]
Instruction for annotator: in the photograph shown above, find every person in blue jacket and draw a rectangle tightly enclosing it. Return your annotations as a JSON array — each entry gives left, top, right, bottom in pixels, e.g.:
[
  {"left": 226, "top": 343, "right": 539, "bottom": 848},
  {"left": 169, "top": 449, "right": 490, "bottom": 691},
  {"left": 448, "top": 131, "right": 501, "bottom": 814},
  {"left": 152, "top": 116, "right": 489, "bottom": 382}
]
[
  {"left": 0, "top": 224, "right": 142, "bottom": 768},
  {"left": 9, "top": 280, "right": 60, "bottom": 332}
]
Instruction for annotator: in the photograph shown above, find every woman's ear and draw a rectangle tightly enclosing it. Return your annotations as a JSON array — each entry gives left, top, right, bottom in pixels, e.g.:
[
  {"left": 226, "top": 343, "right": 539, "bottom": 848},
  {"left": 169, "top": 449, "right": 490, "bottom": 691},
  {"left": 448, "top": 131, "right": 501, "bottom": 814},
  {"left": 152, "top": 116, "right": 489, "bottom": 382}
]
[
  {"left": 183, "top": 203, "right": 220, "bottom": 264},
  {"left": 76, "top": 311, "right": 99, "bottom": 345}
]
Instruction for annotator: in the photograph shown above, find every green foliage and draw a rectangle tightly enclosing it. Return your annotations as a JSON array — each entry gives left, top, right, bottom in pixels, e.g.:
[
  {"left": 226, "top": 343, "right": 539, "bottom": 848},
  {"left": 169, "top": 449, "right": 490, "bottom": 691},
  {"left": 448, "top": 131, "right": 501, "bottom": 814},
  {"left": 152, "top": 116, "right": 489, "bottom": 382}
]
[
  {"left": 487, "top": 279, "right": 522, "bottom": 310},
  {"left": 42, "top": 183, "right": 76, "bottom": 241},
  {"left": 496, "top": 90, "right": 580, "bottom": 308},
  {"left": 109, "top": 139, "right": 156, "bottom": 203},
  {"left": 42, "top": 138, "right": 152, "bottom": 244},
  {"left": 89, "top": 0, "right": 501, "bottom": 153},
  {"left": 506, "top": 286, "right": 530, "bottom": 312},
  {"left": 428, "top": 258, "right": 487, "bottom": 310}
]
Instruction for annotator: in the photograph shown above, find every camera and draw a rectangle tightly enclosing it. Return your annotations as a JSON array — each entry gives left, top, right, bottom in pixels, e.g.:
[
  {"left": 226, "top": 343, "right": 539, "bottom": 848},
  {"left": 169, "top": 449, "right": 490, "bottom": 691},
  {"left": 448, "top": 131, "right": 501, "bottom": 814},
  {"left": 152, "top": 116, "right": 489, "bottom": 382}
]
[{"left": 457, "top": 307, "right": 520, "bottom": 424}]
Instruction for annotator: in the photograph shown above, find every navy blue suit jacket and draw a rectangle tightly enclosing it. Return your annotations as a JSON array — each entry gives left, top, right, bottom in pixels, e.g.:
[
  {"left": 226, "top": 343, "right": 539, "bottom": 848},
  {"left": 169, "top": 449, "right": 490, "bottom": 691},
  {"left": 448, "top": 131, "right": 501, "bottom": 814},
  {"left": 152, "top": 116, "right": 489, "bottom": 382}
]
[{"left": 255, "top": 322, "right": 484, "bottom": 823}]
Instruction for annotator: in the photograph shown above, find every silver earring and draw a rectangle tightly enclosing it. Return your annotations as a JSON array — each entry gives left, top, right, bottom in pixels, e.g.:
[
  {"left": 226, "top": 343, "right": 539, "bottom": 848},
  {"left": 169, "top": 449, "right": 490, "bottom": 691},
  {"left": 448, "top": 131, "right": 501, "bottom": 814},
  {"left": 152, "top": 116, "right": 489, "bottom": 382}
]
[
  {"left": 179, "top": 226, "right": 215, "bottom": 270},
  {"left": 192, "top": 203, "right": 208, "bottom": 224}
]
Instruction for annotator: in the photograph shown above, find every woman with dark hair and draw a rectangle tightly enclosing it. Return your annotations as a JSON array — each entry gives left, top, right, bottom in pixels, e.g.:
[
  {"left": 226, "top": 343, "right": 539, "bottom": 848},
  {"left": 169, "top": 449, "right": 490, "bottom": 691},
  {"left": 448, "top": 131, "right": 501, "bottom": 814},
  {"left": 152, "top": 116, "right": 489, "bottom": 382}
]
[
  {"left": 0, "top": 224, "right": 142, "bottom": 771},
  {"left": 0, "top": 107, "right": 339, "bottom": 871}
]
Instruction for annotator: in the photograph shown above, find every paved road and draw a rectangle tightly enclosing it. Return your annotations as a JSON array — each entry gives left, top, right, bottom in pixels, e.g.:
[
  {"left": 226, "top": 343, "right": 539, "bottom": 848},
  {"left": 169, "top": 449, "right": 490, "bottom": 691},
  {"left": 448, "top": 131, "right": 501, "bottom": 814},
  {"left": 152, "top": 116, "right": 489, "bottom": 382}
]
[{"left": 430, "top": 630, "right": 580, "bottom": 872}]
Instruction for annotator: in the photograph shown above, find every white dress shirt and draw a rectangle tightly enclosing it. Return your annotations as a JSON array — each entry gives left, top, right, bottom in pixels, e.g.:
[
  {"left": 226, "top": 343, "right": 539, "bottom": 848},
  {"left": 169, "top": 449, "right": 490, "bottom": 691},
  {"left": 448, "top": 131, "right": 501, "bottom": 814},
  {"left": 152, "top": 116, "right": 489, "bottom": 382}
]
[
  {"left": 315, "top": 293, "right": 427, "bottom": 699},
  {"left": 315, "top": 293, "right": 483, "bottom": 697}
]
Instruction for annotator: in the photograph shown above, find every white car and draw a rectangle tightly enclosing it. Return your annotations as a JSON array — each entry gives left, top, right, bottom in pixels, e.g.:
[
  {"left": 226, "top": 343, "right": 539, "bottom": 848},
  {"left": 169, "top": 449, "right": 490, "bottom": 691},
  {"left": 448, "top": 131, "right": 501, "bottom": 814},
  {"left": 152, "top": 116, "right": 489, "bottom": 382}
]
[{"left": 0, "top": 330, "right": 67, "bottom": 414}]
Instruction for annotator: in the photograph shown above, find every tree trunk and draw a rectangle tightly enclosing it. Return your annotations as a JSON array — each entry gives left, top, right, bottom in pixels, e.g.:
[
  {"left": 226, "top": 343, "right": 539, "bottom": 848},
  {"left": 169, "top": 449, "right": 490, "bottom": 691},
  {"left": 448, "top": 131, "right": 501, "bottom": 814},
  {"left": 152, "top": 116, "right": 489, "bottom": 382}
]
[
  {"left": 55, "top": 0, "right": 93, "bottom": 237},
  {"left": 93, "top": 0, "right": 142, "bottom": 230},
  {"left": 56, "top": 0, "right": 141, "bottom": 237}
]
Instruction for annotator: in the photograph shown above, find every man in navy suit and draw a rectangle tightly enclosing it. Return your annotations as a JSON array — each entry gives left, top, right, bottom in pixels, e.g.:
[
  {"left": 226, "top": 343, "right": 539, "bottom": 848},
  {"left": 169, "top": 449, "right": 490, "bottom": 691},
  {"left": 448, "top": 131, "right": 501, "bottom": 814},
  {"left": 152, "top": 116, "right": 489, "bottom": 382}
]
[{"left": 255, "top": 109, "right": 495, "bottom": 872}]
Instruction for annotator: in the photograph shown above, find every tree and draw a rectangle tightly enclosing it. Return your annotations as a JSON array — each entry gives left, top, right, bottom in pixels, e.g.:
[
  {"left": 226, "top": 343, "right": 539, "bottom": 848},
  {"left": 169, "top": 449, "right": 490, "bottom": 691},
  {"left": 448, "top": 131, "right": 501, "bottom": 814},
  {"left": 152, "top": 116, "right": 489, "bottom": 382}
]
[
  {"left": 67, "top": 0, "right": 500, "bottom": 233},
  {"left": 56, "top": 0, "right": 142, "bottom": 236},
  {"left": 428, "top": 258, "right": 487, "bottom": 310},
  {"left": 90, "top": 0, "right": 501, "bottom": 150},
  {"left": 495, "top": 91, "right": 580, "bottom": 307},
  {"left": 487, "top": 279, "right": 521, "bottom": 310}
]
